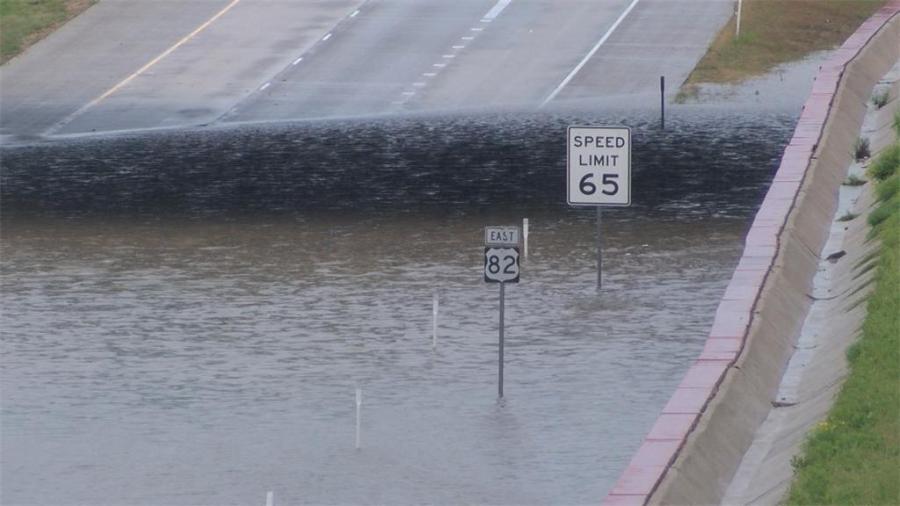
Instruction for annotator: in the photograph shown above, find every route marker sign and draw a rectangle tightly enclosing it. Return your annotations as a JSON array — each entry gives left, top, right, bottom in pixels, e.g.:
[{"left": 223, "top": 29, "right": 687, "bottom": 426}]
[
  {"left": 484, "top": 226, "right": 520, "bottom": 284},
  {"left": 484, "top": 247, "right": 520, "bottom": 283},
  {"left": 483, "top": 225, "right": 522, "bottom": 398},
  {"left": 567, "top": 126, "right": 631, "bottom": 206}
]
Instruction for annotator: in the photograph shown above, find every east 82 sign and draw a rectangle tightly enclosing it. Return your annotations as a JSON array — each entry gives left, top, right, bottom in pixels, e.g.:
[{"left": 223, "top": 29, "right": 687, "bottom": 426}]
[
  {"left": 484, "top": 247, "right": 520, "bottom": 283},
  {"left": 567, "top": 126, "right": 631, "bottom": 206}
]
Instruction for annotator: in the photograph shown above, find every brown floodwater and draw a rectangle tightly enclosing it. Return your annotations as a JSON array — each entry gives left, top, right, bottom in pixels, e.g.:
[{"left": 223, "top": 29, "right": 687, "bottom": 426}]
[{"left": 1, "top": 109, "right": 792, "bottom": 505}]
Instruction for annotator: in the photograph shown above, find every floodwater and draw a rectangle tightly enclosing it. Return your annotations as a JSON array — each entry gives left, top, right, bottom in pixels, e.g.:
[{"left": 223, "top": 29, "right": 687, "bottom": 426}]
[{"left": 1, "top": 110, "right": 793, "bottom": 505}]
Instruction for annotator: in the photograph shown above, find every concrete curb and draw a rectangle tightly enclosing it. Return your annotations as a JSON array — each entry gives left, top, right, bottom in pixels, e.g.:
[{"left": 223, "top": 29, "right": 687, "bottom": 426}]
[{"left": 603, "top": 3, "right": 900, "bottom": 505}]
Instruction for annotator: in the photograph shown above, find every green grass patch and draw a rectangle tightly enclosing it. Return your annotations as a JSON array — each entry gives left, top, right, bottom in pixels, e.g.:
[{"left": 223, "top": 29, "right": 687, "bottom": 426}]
[
  {"left": 870, "top": 144, "right": 900, "bottom": 181},
  {"left": 0, "top": 0, "right": 94, "bottom": 64},
  {"left": 683, "top": 0, "right": 886, "bottom": 86},
  {"left": 786, "top": 144, "right": 900, "bottom": 505}
]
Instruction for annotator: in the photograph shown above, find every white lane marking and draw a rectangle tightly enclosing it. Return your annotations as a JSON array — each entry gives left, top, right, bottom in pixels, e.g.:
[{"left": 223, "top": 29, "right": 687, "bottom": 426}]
[
  {"left": 322, "top": 33, "right": 333, "bottom": 41},
  {"left": 402, "top": 91, "right": 415, "bottom": 96},
  {"left": 452, "top": 45, "right": 464, "bottom": 49},
  {"left": 433, "top": 63, "right": 446, "bottom": 68},
  {"left": 350, "top": 9, "right": 360, "bottom": 17},
  {"left": 441, "top": 54, "right": 455, "bottom": 59},
  {"left": 541, "top": 0, "right": 640, "bottom": 107},
  {"left": 292, "top": 57, "right": 303, "bottom": 65},
  {"left": 45, "top": 0, "right": 244, "bottom": 134},
  {"left": 470, "top": 27, "right": 483, "bottom": 31},
  {"left": 260, "top": 82, "right": 271, "bottom": 91},
  {"left": 461, "top": 36, "right": 475, "bottom": 40},
  {"left": 483, "top": 0, "right": 513, "bottom": 20},
  {"left": 412, "top": 82, "right": 426, "bottom": 87},
  {"left": 423, "top": 72, "right": 437, "bottom": 77}
]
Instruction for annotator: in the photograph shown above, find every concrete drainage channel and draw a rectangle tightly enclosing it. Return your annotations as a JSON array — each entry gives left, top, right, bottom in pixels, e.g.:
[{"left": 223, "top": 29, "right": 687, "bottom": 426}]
[
  {"left": 603, "top": 3, "right": 900, "bottom": 505},
  {"left": 722, "top": 60, "right": 900, "bottom": 504}
]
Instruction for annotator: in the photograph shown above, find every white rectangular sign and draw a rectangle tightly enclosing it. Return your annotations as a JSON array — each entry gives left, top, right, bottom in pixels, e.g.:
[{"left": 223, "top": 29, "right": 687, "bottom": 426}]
[
  {"left": 567, "top": 126, "right": 631, "bottom": 206},
  {"left": 484, "top": 226, "right": 520, "bottom": 246}
]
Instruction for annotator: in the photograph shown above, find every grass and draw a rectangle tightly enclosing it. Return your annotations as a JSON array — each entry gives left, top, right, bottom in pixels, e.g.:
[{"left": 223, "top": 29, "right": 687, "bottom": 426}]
[
  {"left": 872, "top": 89, "right": 891, "bottom": 109},
  {"left": 683, "top": 0, "right": 886, "bottom": 86},
  {"left": 854, "top": 137, "right": 871, "bottom": 161},
  {"left": 786, "top": 144, "right": 900, "bottom": 505},
  {"left": 837, "top": 210, "right": 859, "bottom": 222},
  {"left": 870, "top": 143, "right": 900, "bottom": 180},
  {"left": 0, "top": 0, "right": 95, "bottom": 64},
  {"left": 843, "top": 174, "right": 867, "bottom": 186}
]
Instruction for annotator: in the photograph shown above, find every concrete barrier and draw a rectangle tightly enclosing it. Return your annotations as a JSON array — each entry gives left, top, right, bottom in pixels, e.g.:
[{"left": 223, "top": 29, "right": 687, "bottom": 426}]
[{"left": 603, "top": 4, "right": 900, "bottom": 505}]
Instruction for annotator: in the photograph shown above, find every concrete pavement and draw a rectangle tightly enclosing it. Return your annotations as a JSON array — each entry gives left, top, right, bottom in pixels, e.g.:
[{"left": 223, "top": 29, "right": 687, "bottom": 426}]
[
  {"left": 1, "top": 0, "right": 733, "bottom": 142},
  {"left": 0, "top": 0, "right": 236, "bottom": 141}
]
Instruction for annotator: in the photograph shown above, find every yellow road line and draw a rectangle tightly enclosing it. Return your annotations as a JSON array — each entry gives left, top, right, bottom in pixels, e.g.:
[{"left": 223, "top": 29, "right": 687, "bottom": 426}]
[{"left": 46, "top": 0, "right": 243, "bottom": 135}]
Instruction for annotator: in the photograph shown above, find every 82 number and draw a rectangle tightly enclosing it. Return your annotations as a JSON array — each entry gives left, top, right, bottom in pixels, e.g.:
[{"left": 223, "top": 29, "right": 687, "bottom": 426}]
[
  {"left": 487, "top": 253, "right": 517, "bottom": 275},
  {"left": 484, "top": 247, "right": 519, "bottom": 283}
]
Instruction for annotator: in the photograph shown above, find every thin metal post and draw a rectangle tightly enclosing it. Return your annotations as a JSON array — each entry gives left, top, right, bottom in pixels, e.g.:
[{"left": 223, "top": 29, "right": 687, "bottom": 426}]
[
  {"left": 355, "top": 388, "right": 362, "bottom": 449},
  {"left": 736, "top": 0, "right": 742, "bottom": 38},
  {"left": 660, "top": 76, "right": 665, "bottom": 130},
  {"left": 523, "top": 218, "right": 529, "bottom": 259},
  {"left": 498, "top": 282, "right": 505, "bottom": 398},
  {"left": 596, "top": 207, "right": 603, "bottom": 290},
  {"left": 432, "top": 291, "right": 438, "bottom": 350}
]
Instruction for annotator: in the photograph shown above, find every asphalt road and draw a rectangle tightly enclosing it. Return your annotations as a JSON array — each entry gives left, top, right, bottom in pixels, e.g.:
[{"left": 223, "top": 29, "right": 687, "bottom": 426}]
[{"left": 0, "top": 0, "right": 732, "bottom": 142}]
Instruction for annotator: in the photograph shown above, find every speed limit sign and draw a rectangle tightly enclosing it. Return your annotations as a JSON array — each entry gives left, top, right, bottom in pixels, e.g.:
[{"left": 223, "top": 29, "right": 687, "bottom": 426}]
[
  {"left": 484, "top": 247, "right": 520, "bottom": 283},
  {"left": 567, "top": 126, "right": 631, "bottom": 206}
]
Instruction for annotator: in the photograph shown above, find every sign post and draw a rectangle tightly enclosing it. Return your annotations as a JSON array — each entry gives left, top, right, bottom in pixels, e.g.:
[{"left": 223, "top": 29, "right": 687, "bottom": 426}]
[
  {"left": 567, "top": 126, "right": 632, "bottom": 289},
  {"left": 484, "top": 226, "right": 521, "bottom": 398}
]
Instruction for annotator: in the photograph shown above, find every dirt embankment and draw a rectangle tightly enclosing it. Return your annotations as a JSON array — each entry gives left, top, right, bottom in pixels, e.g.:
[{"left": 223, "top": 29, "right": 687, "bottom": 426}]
[{"left": 678, "top": 0, "right": 886, "bottom": 100}]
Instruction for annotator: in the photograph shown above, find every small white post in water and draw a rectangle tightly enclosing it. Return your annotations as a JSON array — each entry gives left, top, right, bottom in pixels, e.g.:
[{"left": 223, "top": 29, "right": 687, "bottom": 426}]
[
  {"left": 523, "top": 218, "right": 529, "bottom": 259},
  {"left": 265, "top": 491, "right": 274, "bottom": 506},
  {"left": 355, "top": 388, "right": 362, "bottom": 450},
  {"left": 432, "top": 291, "right": 439, "bottom": 349}
]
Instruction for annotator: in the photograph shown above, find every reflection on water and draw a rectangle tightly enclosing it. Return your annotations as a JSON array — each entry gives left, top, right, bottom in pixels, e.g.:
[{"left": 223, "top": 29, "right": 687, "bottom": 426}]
[{"left": 1, "top": 110, "right": 793, "bottom": 505}]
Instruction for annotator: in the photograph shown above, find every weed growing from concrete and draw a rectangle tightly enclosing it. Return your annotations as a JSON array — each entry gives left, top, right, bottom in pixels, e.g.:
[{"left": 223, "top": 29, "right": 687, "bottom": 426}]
[
  {"left": 871, "top": 89, "right": 890, "bottom": 109},
  {"left": 854, "top": 137, "right": 871, "bottom": 161},
  {"left": 843, "top": 174, "right": 867, "bottom": 186},
  {"left": 837, "top": 211, "right": 859, "bottom": 222}
]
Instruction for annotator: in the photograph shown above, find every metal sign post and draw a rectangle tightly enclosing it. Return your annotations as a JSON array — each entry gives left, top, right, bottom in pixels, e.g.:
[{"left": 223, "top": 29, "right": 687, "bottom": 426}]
[
  {"left": 660, "top": 76, "right": 666, "bottom": 130},
  {"left": 498, "top": 281, "right": 505, "bottom": 398},
  {"left": 484, "top": 226, "right": 521, "bottom": 398},
  {"left": 567, "top": 126, "right": 632, "bottom": 289},
  {"left": 596, "top": 207, "right": 602, "bottom": 289}
]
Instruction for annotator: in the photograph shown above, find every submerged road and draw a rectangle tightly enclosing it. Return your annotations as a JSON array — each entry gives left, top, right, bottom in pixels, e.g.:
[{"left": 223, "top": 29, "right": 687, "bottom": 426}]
[{"left": 0, "top": 0, "right": 731, "bottom": 142}]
